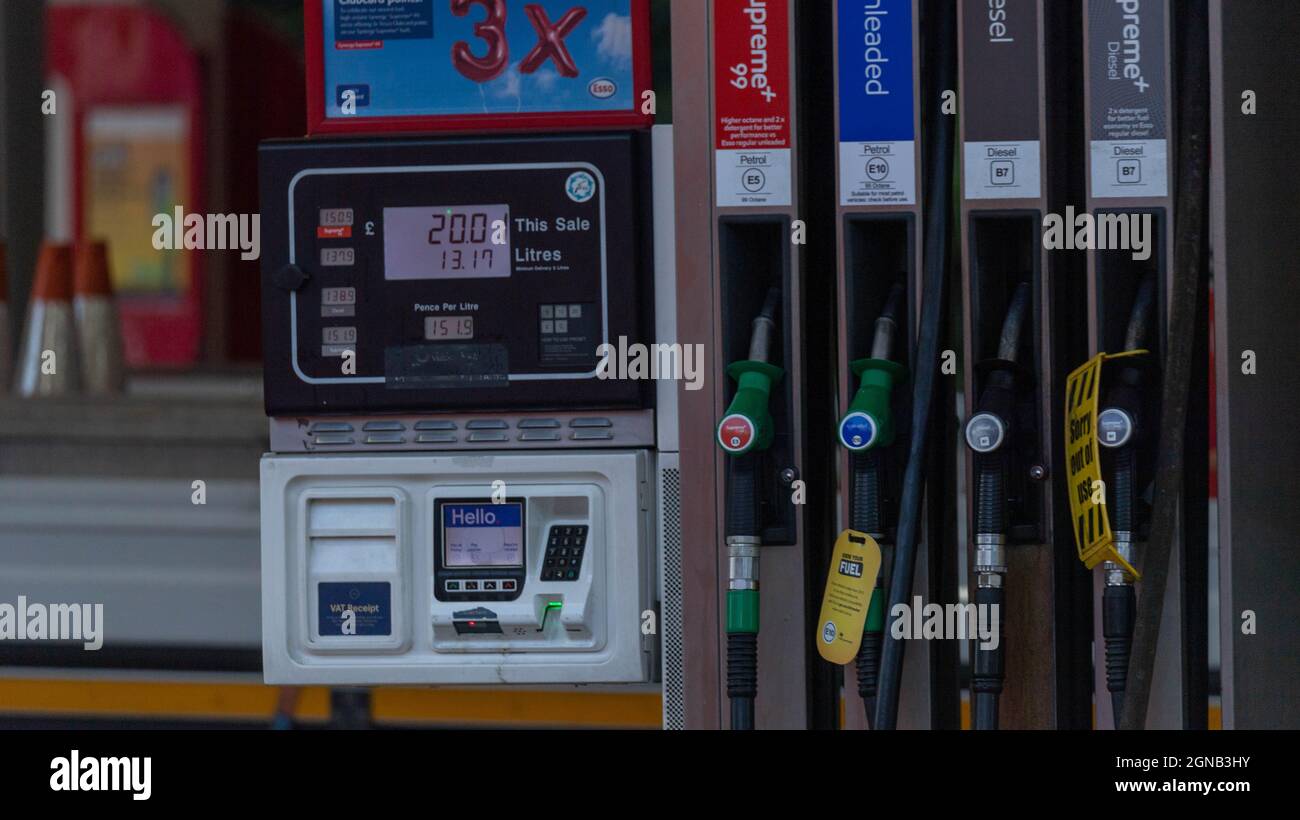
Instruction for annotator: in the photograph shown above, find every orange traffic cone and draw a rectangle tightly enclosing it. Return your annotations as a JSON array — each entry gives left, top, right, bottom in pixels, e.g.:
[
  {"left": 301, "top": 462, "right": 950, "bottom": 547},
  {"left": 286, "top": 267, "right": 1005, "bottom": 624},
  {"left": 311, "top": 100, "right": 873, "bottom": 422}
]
[
  {"left": 0, "top": 242, "right": 10, "bottom": 391},
  {"left": 73, "top": 240, "right": 125, "bottom": 395},
  {"left": 16, "top": 242, "right": 79, "bottom": 396}
]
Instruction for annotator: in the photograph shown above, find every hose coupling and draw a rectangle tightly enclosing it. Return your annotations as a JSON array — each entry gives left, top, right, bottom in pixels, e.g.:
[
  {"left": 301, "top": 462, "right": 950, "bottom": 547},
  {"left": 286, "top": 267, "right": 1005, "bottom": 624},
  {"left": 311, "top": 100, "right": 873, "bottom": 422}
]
[
  {"left": 1105, "top": 532, "right": 1136, "bottom": 586},
  {"left": 975, "top": 533, "right": 1007, "bottom": 589},
  {"left": 727, "top": 535, "right": 761, "bottom": 591}
]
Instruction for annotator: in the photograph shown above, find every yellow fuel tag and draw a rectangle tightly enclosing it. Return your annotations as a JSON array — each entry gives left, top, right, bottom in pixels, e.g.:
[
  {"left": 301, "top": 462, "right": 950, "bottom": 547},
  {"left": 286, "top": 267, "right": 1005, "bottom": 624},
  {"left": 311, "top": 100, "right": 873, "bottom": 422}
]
[
  {"left": 1064, "top": 352, "right": 1143, "bottom": 577},
  {"left": 815, "top": 530, "right": 882, "bottom": 665}
]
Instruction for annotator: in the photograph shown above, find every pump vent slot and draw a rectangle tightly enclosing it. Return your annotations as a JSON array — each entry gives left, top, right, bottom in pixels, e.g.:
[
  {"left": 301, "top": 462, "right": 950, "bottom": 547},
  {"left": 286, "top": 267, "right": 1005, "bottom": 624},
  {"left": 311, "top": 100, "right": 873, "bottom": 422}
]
[
  {"left": 308, "top": 497, "right": 398, "bottom": 536},
  {"left": 658, "top": 466, "right": 686, "bottom": 730},
  {"left": 310, "top": 538, "right": 398, "bottom": 575}
]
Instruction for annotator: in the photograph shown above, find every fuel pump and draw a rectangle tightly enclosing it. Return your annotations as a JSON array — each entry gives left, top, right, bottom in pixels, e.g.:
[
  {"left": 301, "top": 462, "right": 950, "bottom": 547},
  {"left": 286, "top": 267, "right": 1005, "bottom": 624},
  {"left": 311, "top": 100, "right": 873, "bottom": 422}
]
[
  {"left": 963, "top": 281, "right": 1032, "bottom": 730},
  {"left": 258, "top": 2, "right": 667, "bottom": 691},
  {"left": 1095, "top": 274, "right": 1157, "bottom": 724},
  {"left": 716, "top": 288, "right": 784, "bottom": 731},
  {"left": 836, "top": 284, "right": 907, "bottom": 724}
]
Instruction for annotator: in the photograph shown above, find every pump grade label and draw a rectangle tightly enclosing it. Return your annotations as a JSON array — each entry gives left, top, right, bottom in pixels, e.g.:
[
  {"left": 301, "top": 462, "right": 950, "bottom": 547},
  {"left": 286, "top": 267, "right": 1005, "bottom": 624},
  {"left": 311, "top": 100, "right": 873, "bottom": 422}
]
[
  {"left": 961, "top": 0, "right": 1042, "bottom": 200},
  {"left": 1064, "top": 353, "right": 1141, "bottom": 577},
  {"left": 816, "top": 530, "right": 882, "bottom": 665},
  {"left": 837, "top": 0, "right": 917, "bottom": 206},
  {"left": 1086, "top": 0, "right": 1170, "bottom": 199},
  {"left": 714, "top": 0, "right": 793, "bottom": 208}
]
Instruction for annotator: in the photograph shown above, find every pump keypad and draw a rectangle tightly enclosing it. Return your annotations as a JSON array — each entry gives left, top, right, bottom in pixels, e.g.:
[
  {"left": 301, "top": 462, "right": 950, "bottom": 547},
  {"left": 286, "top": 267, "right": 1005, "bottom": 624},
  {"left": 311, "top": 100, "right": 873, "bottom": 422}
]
[{"left": 542, "top": 526, "right": 589, "bottom": 581}]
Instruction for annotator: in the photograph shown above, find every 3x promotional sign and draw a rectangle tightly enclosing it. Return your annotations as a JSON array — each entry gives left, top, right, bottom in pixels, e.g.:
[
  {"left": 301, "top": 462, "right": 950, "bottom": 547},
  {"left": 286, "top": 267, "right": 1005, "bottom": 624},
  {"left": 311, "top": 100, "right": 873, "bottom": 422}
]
[{"left": 306, "top": 0, "right": 653, "bottom": 134}]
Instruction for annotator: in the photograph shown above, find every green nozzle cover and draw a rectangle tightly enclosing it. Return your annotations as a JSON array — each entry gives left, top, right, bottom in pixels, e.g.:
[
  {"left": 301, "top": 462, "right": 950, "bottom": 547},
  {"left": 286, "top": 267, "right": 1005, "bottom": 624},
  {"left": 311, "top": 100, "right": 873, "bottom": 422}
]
[
  {"left": 839, "top": 358, "right": 908, "bottom": 450},
  {"left": 865, "top": 584, "right": 885, "bottom": 632},
  {"left": 717, "top": 360, "right": 784, "bottom": 455},
  {"left": 727, "top": 589, "right": 760, "bottom": 634}
]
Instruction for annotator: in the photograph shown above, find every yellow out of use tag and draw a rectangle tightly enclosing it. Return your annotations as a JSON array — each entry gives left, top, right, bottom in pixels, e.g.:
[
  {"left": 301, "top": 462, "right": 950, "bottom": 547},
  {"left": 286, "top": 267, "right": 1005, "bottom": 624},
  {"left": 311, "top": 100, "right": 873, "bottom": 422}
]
[
  {"left": 816, "top": 529, "right": 882, "bottom": 665},
  {"left": 1064, "top": 351, "right": 1143, "bottom": 578}
]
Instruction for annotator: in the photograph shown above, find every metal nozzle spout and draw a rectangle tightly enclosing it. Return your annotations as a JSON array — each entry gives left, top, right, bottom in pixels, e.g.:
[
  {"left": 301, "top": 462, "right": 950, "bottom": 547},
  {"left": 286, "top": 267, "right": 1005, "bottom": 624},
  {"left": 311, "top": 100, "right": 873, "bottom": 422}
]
[
  {"left": 748, "top": 287, "right": 782, "bottom": 363},
  {"left": 870, "top": 282, "right": 906, "bottom": 362}
]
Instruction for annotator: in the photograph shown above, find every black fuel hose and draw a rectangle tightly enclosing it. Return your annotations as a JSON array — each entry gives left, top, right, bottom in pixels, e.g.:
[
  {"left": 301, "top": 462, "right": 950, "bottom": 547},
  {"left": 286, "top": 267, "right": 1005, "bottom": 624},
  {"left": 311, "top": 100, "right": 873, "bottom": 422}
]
[
  {"left": 972, "top": 584, "right": 1005, "bottom": 730},
  {"left": 851, "top": 448, "right": 884, "bottom": 725},
  {"left": 873, "top": 0, "right": 956, "bottom": 731}
]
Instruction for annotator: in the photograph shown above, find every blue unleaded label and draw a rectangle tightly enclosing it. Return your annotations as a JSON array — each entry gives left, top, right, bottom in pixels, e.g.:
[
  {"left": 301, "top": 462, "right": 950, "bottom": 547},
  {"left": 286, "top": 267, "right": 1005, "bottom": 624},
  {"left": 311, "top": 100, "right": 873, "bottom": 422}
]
[{"left": 837, "top": 0, "right": 916, "bottom": 206}]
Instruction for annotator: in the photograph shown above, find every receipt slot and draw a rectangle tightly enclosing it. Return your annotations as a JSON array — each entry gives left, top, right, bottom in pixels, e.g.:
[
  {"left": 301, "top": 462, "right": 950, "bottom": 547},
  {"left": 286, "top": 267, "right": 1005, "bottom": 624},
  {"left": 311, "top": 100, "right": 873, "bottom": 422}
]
[{"left": 258, "top": 129, "right": 671, "bottom": 687}]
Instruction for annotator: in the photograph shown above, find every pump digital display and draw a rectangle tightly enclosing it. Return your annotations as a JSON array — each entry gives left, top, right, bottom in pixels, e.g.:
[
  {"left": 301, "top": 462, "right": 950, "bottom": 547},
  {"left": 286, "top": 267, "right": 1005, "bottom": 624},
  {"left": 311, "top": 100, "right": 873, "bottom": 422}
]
[
  {"left": 425, "top": 316, "right": 474, "bottom": 341},
  {"left": 320, "top": 208, "right": 353, "bottom": 227},
  {"left": 320, "top": 247, "right": 355, "bottom": 266},
  {"left": 442, "top": 503, "right": 524, "bottom": 569},
  {"left": 383, "top": 205, "right": 510, "bottom": 281},
  {"left": 323, "top": 326, "right": 357, "bottom": 346},
  {"left": 322, "top": 287, "right": 356, "bottom": 306},
  {"left": 262, "top": 134, "right": 649, "bottom": 415}
]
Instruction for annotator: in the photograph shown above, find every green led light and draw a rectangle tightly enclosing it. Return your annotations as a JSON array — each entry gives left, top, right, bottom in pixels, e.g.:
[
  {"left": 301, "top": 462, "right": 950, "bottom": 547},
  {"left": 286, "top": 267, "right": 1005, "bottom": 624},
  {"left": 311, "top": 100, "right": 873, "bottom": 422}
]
[{"left": 545, "top": 602, "right": 563, "bottom": 610}]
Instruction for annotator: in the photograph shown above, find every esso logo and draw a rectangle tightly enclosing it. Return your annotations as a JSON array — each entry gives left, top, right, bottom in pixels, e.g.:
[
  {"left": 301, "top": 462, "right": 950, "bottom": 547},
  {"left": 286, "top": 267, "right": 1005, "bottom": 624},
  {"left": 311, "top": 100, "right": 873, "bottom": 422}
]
[
  {"left": 718, "top": 414, "right": 756, "bottom": 453},
  {"left": 588, "top": 78, "right": 618, "bottom": 99}
]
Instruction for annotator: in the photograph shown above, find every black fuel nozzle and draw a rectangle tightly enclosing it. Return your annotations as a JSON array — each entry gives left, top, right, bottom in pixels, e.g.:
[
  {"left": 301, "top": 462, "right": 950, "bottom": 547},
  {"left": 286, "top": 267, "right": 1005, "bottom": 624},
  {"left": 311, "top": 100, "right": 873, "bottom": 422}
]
[
  {"left": 965, "top": 281, "right": 1031, "bottom": 730},
  {"left": 1098, "top": 273, "right": 1156, "bottom": 725}
]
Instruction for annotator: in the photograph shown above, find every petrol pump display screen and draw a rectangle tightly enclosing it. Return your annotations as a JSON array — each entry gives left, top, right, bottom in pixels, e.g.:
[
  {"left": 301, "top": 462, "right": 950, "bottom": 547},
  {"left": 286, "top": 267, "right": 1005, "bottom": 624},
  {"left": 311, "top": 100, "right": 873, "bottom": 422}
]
[
  {"left": 383, "top": 205, "right": 512, "bottom": 281},
  {"left": 259, "top": 133, "right": 651, "bottom": 415},
  {"left": 442, "top": 502, "right": 525, "bottom": 568}
]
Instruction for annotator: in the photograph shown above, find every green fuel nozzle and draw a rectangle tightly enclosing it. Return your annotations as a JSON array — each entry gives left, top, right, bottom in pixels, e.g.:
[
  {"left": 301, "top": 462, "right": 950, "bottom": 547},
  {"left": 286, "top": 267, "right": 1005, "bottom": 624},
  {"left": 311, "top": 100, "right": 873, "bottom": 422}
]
[
  {"left": 839, "top": 284, "right": 908, "bottom": 452},
  {"left": 717, "top": 288, "right": 785, "bottom": 456},
  {"left": 720, "top": 287, "right": 783, "bottom": 730},
  {"left": 840, "top": 284, "right": 907, "bottom": 726}
]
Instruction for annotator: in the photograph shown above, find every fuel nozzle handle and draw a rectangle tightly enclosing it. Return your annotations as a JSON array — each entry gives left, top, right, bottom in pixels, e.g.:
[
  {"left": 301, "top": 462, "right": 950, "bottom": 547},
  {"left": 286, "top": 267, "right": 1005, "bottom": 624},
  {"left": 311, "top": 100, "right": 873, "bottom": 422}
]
[
  {"left": 1099, "top": 273, "right": 1157, "bottom": 577},
  {"left": 840, "top": 284, "right": 909, "bottom": 452},
  {"left": 717, "top": 288, "right": 785, "bottom": 457},
  {"left": 1099, "top": 273, "right": 1157, "bottom": 452},
  {"left": 965, "top": 282, "right": 1031, "bottom": 474}
]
